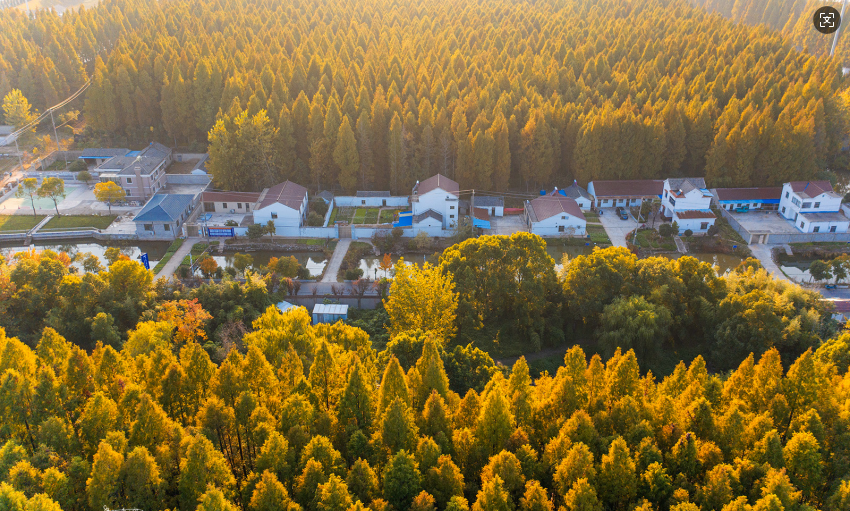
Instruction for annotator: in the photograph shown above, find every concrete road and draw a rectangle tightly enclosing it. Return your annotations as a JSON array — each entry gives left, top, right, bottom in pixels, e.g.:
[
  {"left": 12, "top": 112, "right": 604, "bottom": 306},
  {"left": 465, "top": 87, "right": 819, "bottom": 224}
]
[
  {"left": 597, "top": 208, "right": 638, "bottom": 247},
  {"left": 747, "top": 244, "right": 791, "bottom": 283},
  {"left": 321, "top": 238, "right": 351, "bottom": 283},
  {"left": 155, "top": 237, "right": 198, "bottom": 280}
]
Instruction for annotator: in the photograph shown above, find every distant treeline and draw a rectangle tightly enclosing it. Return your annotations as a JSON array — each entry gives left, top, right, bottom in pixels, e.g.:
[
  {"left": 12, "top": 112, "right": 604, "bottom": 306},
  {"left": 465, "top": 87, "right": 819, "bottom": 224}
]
[{"left": 1, "top": 0, "right": 847, "bottom": 193}]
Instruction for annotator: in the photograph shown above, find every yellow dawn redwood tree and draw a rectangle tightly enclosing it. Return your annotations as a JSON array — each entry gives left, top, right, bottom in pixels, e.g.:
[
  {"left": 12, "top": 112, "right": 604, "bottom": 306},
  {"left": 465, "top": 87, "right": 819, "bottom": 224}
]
[{"left": 384, "top": 261, "right": 458, "bottom": 342}]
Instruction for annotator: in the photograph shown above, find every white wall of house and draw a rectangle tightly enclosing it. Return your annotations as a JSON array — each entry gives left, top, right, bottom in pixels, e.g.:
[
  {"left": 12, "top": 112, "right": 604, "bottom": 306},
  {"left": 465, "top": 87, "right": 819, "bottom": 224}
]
[
  {"left": 530, "top": 214, "right": 586, "bottom": 236},
  {"left": 413, "top": 189, "right": 459, "bottom": 228},
  {"left": 593, "top": 197, "right": 644, "bottom": 207},
  {"left": 670, "top": 213, "right": 715, "bottom": 233},
  {"left": 793, "top": 217, "right": 850, "bottom": 234},
  {"left": 780, "top": 183, "right": 843, "bottom": 221},
  {"left": 334, "top": 196, "right": 409, "bottom": 208},
  {"left": 475, "top": 204, "right": 505, "bottom": 216},
  {"left": 573, "top": 197, "right": 592, "bottom": 210},
  {"left": 719, "top": 201, "right": 768, "bottom": 210},
  {"left": 662, "top": 182, "right": 712, "bottom": 216},
  {"left": 253, "top": 203, "right": 302, "bottom": 230},
  {"left": 203, "top": 200, "right": 256, "bottom": 213}
]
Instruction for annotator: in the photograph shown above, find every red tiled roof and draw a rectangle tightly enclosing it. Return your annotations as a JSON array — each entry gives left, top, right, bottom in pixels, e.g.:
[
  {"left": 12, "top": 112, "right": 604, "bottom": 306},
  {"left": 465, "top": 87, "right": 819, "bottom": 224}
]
[
  {"left": 530, "top": 195, "right": 585, "bottom": 222},
  {"left": 590, "top": 180, "right": 664, "bottom": 198},
  {"left": 714, "top": 187, "right": 782, "bottom": 201},
  {"left": 203, "top": 191, "right": 261, "bottom": 203},
  {"left": 473, "top": 207, "right": 490, "bottom": 221},
  {"left": 789, "top": 181, "right": 835, "bottom": 196},
  {"left": 259, "top": 181, "right": 308, "bottom": 209},
  {"left": 416, "top": 174, "right": 459, "bottom": 196},
  {"left": 824, "top": 299, "right": 850, "bottom": 314},
  {"left": 675, "top": 210, "right": 716, "bottom": 220}
]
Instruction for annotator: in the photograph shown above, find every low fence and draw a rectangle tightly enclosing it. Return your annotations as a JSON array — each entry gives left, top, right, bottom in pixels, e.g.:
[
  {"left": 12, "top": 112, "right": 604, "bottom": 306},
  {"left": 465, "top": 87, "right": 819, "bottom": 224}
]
[
  {"left": 719, "top": 208, "right": 756, "bottom": 244},
  {"left": 323, "top": 200, "right": 335, "bottom": 227},
  {"left": 765, "top": 232, "right": 850, "bottom": 244},
  {"left": 166, "top": 174, "right": 211, "bottom": 185},
  {"left": 333, "top": 196, "right": 409, "bottom": 208},
  {"left": 286, "top": 296, "right": 382, "bottom": 310},
  {"left": 32, "top": 230, "right": 98, "bottom": 240},
  {"left": 351, "top": 225, "right": 450, "bottom": 240},
  {"left": 300, "top": 226, "right": 339, "bottom": 238},
  {"left": 0, "top": 233, "right": 27, "bottom": 241}
]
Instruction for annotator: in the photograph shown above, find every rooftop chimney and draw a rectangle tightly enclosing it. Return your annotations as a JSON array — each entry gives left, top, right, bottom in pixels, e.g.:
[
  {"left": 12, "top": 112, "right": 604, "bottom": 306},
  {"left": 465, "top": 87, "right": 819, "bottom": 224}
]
[{"left": 135, "top": 166, "right": 144, "bottom": 200}]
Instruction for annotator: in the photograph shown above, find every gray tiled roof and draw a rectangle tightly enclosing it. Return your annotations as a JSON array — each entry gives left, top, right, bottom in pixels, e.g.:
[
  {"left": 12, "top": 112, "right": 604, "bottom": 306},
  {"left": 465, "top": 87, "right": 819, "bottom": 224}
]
[
  {"left": 134, "top": 194, "right": 195, "bottom": 223},
  {"left": 560, "top": 182, "right": 591, "bottom": 200},
  {"left": 667, "top": 177, "right": 707, "bottom": 195},
  {"left": 473, "top": 195, "right": 503, "bottom": 207},
  {"left": 413, "top": 209, "right": 443, "bottom": 223},
  {"left": 80, "top": 148, "right": 129, "bottom": 158}
]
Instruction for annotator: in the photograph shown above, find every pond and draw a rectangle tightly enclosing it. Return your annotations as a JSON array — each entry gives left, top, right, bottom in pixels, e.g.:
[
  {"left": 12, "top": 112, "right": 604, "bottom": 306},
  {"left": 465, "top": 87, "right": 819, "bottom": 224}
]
[
  {"left": 657, "top": 252, "right": 745, "bottom": 275},
  {"left": 778, "top": 259, "right": 849, "bottom": 284},
  {"left": 205, "top": 250, "right": 328, "bottom": 278},
  {"left": 0, "top": 239, "right": 171, "bottom": 270},
  {"left": 359, "top": 253, "right": 427, "bottom": 279},
  {"left": 547, "top": 245, "right": 597, "bottom": 270}
]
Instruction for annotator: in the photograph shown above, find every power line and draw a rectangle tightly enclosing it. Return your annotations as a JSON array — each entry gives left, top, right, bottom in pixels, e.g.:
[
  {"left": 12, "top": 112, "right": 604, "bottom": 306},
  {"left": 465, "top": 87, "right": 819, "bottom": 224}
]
[{"left": 10, "top": 78, "right": 91, "bottom": 139}]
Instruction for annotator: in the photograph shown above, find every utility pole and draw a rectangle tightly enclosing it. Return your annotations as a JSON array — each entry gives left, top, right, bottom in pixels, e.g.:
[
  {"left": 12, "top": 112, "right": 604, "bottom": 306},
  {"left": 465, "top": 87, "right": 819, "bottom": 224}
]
[
  {"left": 633, "top": 197, "right": 642, "bottom": 246},
  {"left": 13, "top": 139, "right": 23, "bottom": 174},
  {"left": 471, "top": 189, "right": 476, "bottom": 237},
  {"left": 49, "top": 109, "right": 67, "bottom": 168},
  {"left": 831, "top": 0, "right": 847, "bottom": 57}
]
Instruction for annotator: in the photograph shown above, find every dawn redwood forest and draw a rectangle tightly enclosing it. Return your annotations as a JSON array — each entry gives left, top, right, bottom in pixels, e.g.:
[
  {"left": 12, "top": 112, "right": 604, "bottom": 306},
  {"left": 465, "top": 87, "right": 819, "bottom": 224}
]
[
  {"left": 2, "top": 0, "right": 850, "bottom": 192},
  {"left": 2, "top": 0, "right": 850, "bottom": 510}
]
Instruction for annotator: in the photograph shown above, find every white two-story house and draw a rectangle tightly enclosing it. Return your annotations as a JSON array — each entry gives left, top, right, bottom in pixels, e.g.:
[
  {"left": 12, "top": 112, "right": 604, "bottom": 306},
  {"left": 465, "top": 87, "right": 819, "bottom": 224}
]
[
  {"left": 779, "top": 181, "right": 849, "bottom": 233},
  {"left": 411, "top": 174, "right": 459, "bottom": 229},
  {"left": 661, "top": 177, "right": 716, "bottom": 233}
]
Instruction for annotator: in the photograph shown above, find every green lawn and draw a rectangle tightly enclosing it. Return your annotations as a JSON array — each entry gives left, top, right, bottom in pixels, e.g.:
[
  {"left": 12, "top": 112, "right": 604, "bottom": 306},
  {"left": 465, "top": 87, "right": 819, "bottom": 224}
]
[
  {"left": 378, "top": 209, "right": 399, "bottom": 224},
  {"left": 0, "top": 215, "right": 45, "bottom": 232},
  {"left": 586, "top": 225, "right": 612, "bottom": 244},
  {"left": 331, "top": 207, "right": 354, "bottom": 224},
  {"left": 352, "top": 208, "right": 380, "bottom": 224},
  {"left": 41, "top": 215, "right": 116, "bottom": 231}
]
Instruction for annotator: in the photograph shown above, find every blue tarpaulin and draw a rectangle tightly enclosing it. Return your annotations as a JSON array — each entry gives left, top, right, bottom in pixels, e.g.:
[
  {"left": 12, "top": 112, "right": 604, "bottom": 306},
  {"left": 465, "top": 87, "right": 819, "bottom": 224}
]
[{"left": 394, "top": 211, "right": 413, "bottom": 227}]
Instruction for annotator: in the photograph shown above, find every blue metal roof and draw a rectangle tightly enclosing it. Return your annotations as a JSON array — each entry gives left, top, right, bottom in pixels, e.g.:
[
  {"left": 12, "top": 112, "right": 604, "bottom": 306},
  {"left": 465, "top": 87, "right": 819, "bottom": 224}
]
[
  {"left": 126, "top": 150, "right": 141, "bottom": 157},
  {"left": 393, "top": 211, "right": 413, "bottom": 227},
  {"left": 473, "top": 218, "right": 491, "bottom": 229},
  {"left": 134, "top": 194, "right": 195, "bottom": 223}
]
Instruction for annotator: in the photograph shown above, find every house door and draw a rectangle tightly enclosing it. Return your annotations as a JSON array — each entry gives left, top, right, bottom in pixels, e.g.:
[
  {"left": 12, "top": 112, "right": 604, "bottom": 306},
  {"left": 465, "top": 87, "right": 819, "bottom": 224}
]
[
  {"left": 339, "top": 224, "right": 351, "bottom": 238},
  {"left": 382, "top": 199, "right": 387, "bottom": 206}
]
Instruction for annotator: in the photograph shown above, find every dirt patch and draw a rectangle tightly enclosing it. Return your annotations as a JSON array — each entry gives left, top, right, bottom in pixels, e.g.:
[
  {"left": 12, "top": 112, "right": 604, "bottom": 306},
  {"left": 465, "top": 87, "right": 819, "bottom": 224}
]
[{"left": 166, "top": 159, "right": 202, "bottom": 174}]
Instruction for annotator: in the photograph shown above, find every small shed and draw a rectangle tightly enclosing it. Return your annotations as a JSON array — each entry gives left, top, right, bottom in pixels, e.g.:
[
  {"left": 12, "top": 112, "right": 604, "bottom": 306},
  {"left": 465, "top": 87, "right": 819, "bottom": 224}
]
[
  {"left": 277, "top": 301, "right": 297, "bottom": 313},
  {"left": 312, "top": 303, "right": 349, "bottom": 324}
]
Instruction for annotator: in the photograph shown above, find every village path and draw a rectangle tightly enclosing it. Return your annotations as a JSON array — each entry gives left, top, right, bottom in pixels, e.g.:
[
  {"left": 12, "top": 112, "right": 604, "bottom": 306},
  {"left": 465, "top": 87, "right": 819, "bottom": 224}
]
[
  {"left": 597, "top": 209, "right": 637, "bottom": 247},
  {"left": 321, "top": 238, "right": 351, "bottom": 283},
  {"left": 155, "top": 237, "right": 198, "bottom": 280},
  {"left": 748, "top": 244, "right": 791, "bottom": 283}
]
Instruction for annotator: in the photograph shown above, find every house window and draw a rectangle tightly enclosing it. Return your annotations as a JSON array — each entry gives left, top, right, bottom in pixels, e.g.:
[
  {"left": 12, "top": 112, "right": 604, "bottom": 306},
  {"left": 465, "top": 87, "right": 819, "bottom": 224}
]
[
  {"left": 668, "top": 197, "right": 676, "bottom": 206},
  {"left": 237, "top": 203, "right": 242, "bottom": 209},
  {"left": 813, "top": 226, "right": 820, "bottom": 233},
  {"left": 361, "top": 200, "right": 366, "bottom": 205},
  {"left": 449, "top": 215, "right": 454, "bottom": 219},
  {"left": 602, "top": 199, "right": 609, "bottom": 204},
  {"left": 222, "top": 203, "right": 228, "bottom": 209},
  {"left": 782, "top": 206, "right": 786, "bottom": 214},
  {"left": 558, "top": 225, "right": 565, "bottom": 232},
  {"left": 785, "top": 192, "right": 789, "bottom": 198},
  {"left": 164, "top": 224, "right": 171, "bottom": 231},
  {"left": 802, "top": 202, "right": 812, "bottom": 208},
  {"left": 800, "top": 221, "right": 806, "bottom": 229},
  {"left": 700, "top": 222, "right": 709, "bottom": 230},
  {"left": 815, "top": 202, "right": 820, "bottom": 208},
  {"left": 271, "top": 212, "right": 278, "bottom": 219},
  {"left": 664, "top": 191, "right": 667, "bottom": 198},
  {"left": 126, "top": 177, "right": 133, "bottom": 184},
  {"left": 144, "top": 224, "right": 153, "bottom": 231},
  {"left": 831, "top": 226, "right": 838, "bottom": 233},
  {"left": 792, "top": 198, "right": 801, "bottom": 206},
  {"left": 450, "top": 206, "right": 455, "bottom": 210}
]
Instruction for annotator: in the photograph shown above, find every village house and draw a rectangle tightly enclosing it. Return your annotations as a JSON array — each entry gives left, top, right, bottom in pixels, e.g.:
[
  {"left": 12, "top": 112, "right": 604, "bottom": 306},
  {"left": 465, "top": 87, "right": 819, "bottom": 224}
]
[
  {"left": 660, "top": 177, "right": 716, "bottom": 233},
  {"left": 525, "top": 195, "right": 587, "bottom": 236},
  {"left": 133, "top": 193, "right": 198, "bottom": 238},
  {"left": 95, "top": 142, "right": 172, "bottom": 202},
  {"left": 779, "top": 181, "right": 849, "bottom": 233},
  {"left": 252, "top": 180, "right": 309, "bottom": 235},
  {"left": 411, "top": 174, "right": 460, "bottom": 230},
  {"left": 552, "top": 180, "right": 593, "bottom": 210},
  {"left": 202, "top": 191, "right": 261, "bottom": 213},
  {"left": 713, "top": 187, "right": 782, "bottom": 212},
  {"left": 587, "top": 180, "right": 663, "bottom": 208}
]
